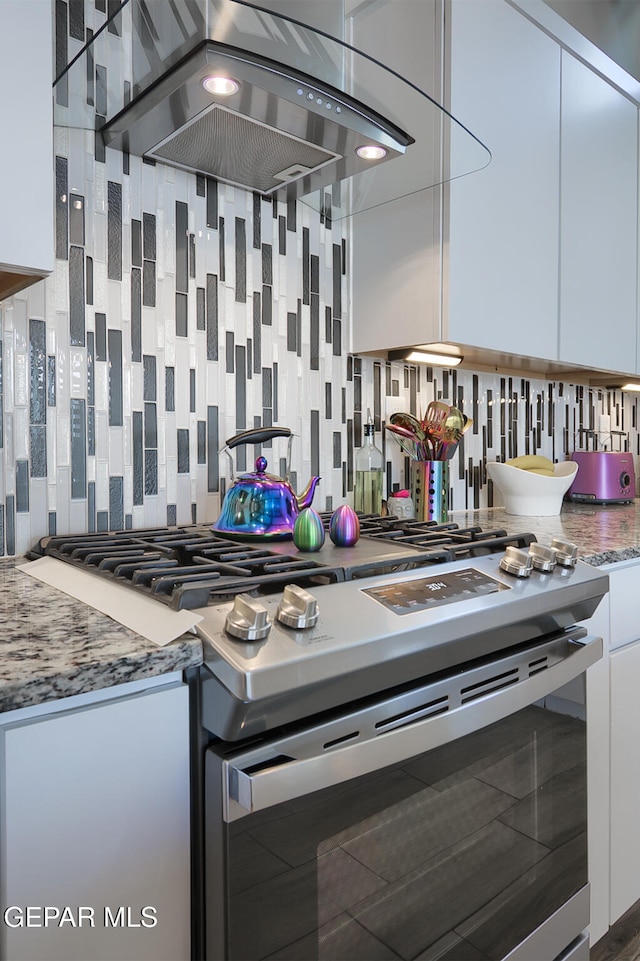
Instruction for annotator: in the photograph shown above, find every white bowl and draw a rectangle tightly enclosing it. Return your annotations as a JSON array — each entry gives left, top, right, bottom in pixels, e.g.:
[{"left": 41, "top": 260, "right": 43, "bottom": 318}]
[{"left": 486, "top": 461, "right": 579, "bottom": 516}]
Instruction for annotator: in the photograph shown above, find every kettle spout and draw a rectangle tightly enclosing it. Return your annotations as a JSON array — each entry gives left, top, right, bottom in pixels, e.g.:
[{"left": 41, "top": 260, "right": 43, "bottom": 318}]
[{"left": 295, "top": 476, "right": 320, "bottom": 511}]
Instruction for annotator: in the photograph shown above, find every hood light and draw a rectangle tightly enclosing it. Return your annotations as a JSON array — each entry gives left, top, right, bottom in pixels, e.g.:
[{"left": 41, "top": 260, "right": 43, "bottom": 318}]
[
  {"left": 389, "top": 348, "right": 463, "bottom": 367},
  {"left": 621, "top": 383, "right": 640, "bottom": 392},
  {"left": 202, "top": 75, "right": 239, "bottom": 96},
  {"left": 356, "top": 144, "right": 388, "bottom": 161}
]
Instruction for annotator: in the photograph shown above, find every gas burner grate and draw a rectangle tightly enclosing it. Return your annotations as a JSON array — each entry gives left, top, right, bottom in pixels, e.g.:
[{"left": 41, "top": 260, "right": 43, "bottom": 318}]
[
  {"left": 28, "top": 527, "right": 347, "bottom": 611},
  {"left": 28, "top": 517, "right": 538, "bottom": 612},
  {"left": 319, "top": 513, "right": 537, "bottom": 558}
]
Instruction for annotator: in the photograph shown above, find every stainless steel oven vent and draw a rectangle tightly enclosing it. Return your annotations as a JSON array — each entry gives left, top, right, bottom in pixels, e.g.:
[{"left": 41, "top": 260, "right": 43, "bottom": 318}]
[
  {"left": 101, "top": 41, "right": 412, "bottom": 202},
  {"left": 149, "top": 105, "right": 340, "bottom": 193}
]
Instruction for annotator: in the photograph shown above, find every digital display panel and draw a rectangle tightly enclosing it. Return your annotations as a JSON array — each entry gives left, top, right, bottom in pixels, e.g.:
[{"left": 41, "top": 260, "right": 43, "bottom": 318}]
[{"left": 363, "top": 568, "right": 508, "bottom": 615}]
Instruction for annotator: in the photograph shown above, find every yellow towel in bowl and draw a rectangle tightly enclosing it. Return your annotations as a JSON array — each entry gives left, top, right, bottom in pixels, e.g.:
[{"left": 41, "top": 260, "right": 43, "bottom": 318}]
[{"left": 506, "top": 455, "right": 555, "bottom": 473}]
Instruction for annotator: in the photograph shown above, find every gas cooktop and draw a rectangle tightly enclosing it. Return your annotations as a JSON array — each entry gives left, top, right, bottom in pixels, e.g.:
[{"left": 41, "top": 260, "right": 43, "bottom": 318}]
[{"left": 28, "top": 515, "right": 538, "bottom": 611}]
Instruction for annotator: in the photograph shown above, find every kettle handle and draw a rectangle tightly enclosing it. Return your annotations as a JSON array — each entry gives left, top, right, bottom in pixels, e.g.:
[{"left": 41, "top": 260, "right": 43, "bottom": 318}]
[{"left": 224, "top": 426, "right": 292, "bottom": 450}]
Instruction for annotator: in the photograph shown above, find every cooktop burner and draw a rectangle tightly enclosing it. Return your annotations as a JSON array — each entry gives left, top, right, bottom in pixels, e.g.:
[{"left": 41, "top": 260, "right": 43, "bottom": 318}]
[{"left": 27, "top": 516, "right": 537, "bottom": 611}]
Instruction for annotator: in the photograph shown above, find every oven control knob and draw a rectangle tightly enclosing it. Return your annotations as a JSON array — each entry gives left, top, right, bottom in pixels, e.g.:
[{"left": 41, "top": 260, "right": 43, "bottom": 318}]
[
  {"left": 500, "top": 546, "right": 533, "bottom": 578},
  {"left": 550, "top": 538, "right": 578, "bottom": 568},
  {"left": 528, "top": 543, "right": 557, "bottom": 573},
  {"left": 225, "top": 594, "right": 271, "bottom": 641},
  {"left": 277, "top": 584, "right": 319, "bottom": 630}
]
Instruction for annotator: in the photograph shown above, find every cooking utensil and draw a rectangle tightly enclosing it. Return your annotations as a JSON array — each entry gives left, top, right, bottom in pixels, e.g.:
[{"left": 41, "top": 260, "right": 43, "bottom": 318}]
[
  {"left": 422, "top": 401, "right": 449, "bottom": 440},
  {"left": 444, "top": 441, "right": 460, "bottom": 459},
  {"left": 389, "top": 411, "right": 436, "bottom": 459},
  {"left": 434, "top": 407, "right": 465, "bottom": 454},
  {"left": 444, "top": 407, "right": 464, "bottom": 435},
  {"left": 385, "top": 423, "right": 420, "bottom": 459},
  {"left": 387, "top": 407, "right": 467, "bottom": 461},
  {"left": 419, "top": 403, "right": 455, "bottom": 458},
  {"left": 430, "top": 408, "right": 470, "bottom": 458},
  {"left": 212, "top": 426, "right": 320, "bottom": 539},
  {"left": 389, "top": 411, "right": 425, "bottom": 438}
]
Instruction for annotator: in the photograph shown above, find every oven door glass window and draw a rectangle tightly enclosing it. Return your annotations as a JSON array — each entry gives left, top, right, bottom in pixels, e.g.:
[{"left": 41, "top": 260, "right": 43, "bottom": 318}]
[{"left": 220, "top": 698, "right": 587, "bottom": 961}]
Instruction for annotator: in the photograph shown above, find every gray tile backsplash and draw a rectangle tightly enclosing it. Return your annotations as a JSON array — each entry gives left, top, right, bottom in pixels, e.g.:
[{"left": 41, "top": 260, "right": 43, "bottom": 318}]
[{"left": 0, "top": 0, "right": 636, "bottom": 557}]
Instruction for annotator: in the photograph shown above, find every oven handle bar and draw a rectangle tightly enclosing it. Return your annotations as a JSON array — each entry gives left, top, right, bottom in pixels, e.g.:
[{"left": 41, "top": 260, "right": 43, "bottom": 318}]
[{"left": 224, "top": 634, "right": 602, "bottom": 819}]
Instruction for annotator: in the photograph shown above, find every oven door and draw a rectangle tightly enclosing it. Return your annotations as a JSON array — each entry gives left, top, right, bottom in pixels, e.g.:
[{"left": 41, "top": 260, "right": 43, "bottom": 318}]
[{"left": 204, "top": 629, "right": 601, "bottom": 961}]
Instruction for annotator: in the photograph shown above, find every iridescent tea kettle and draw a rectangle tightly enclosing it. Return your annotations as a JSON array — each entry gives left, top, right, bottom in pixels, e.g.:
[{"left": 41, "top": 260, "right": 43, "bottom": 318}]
[{"left": 212, "top": 427, "right": 320, "bottom": 539}]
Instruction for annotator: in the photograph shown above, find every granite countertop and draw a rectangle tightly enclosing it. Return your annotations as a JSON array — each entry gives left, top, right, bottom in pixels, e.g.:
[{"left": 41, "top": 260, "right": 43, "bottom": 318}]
[
  {"left": 448, "top": 498, "right": 640, "bottom": 567},
  {"left": 0, "top": 558, "right": 203, "bottom": 715},
  {"left": 3, "top": 500, "right": 640, "bottom": 716}
]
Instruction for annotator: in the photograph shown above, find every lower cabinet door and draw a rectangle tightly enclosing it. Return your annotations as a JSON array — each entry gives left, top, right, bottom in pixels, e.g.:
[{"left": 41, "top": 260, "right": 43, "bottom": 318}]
[
  {"left": 0, "top": 682, "right": 191, "bottom": 961},
  {"left": 610, "top": 640, "right": 640, "bottom": 924}
]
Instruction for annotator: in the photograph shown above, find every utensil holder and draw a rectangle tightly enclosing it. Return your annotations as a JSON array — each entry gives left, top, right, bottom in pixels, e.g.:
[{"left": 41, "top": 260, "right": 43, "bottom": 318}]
[{"left": 411, "top": 461, "right": 449, "bottom": 524}]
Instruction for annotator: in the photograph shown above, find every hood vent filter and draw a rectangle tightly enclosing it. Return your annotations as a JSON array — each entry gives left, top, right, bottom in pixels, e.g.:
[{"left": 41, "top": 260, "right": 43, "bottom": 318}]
[{"left": 149, "top": 104, "right": 340, "bottom": 193}]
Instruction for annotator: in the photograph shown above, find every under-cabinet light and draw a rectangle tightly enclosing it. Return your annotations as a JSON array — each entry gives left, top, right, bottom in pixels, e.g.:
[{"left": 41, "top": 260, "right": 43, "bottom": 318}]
[{"left": 388, "top": 348, "right": 463, "bottom": 367}]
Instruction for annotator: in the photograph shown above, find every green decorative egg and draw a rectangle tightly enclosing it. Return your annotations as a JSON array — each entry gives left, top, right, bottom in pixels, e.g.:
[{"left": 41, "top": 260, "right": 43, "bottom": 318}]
[{"left": 293, "top": 508, "right": 325, "bottom": 552}]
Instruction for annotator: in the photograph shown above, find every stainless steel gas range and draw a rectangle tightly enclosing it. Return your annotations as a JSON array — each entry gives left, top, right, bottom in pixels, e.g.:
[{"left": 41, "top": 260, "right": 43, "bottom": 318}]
[{"left": 30, "top": 516, "right": 609, "bottom": 961}]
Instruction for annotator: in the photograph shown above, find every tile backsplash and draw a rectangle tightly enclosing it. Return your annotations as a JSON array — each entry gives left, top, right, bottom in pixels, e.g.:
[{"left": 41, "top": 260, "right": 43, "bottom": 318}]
[{"left": 0, "top": 0, "right": 638, "bottom": 557}]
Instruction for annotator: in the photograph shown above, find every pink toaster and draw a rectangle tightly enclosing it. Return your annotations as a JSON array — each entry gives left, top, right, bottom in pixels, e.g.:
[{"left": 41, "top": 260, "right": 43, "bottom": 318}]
[{"left": 568, "top": 451, "right": 636, "bottom": 504}]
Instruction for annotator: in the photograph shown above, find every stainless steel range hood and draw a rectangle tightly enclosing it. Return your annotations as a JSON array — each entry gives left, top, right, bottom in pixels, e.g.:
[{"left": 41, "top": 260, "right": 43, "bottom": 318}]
[
  {"left": 53, "top": 0, "right": 491, "bottom": 219},
  {"left": 101, "top": 40, "right": 413, "bottom": 202}
]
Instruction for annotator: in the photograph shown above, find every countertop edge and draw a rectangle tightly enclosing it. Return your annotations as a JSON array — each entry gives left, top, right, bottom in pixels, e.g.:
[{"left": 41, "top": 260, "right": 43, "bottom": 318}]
[{"left": 580, "top": 547, "right": 640, "bottom": 567}]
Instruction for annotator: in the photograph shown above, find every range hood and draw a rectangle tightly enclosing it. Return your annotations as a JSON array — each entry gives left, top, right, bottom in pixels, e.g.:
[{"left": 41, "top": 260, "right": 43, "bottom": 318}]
[
  {"left": 54, "top": 0, "right": 490, "bottom": 220},
  {"left": 101, "top": 41, "right": 414, "bottom": 202}
]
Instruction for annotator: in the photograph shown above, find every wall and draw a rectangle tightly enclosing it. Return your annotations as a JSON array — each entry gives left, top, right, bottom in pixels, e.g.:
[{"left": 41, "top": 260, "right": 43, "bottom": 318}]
[
  {"left": 0, "top": 0, "right": 636, "bottom": 557},
  {"left": 0, "top": 127, "right": 352, "bottom": 556}
]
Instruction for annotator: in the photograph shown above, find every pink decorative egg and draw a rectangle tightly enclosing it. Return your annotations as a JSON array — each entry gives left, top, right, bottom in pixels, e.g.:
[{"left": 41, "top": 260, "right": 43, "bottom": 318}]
[{"left": 329, "top": 504, "right": 360, "bottom": 547}]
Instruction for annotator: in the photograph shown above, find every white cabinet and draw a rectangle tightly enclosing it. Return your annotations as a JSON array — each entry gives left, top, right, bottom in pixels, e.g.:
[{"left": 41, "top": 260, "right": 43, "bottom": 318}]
[
  {"left": 351, "top": 0, "right": 640, "bottom": 379},
  {"left": 445, "top": 0, "right": 561, "bottom": 362},
  {"left": 0, "top": 678, "right": 191, "bottom": 961},
  {"left": 608, "top": 560, "right": 640, "bottom": 652},
  {"left": 583, "top": 557, "right": 640, "bottom": 934},
  {"left": 609, "top": 638, "right": 640, "bottom": 923},
  {"left": 351, "top": 0, "right": 562, "bottom": 361},
  {"left": 0, "top": 0, "right": 54, "bottom": 300},
  {"left": 350, "top": 0, "right": 442, "bottom": 356},
  {"left": 606, "top": 559, "right": 640, "bottom": 926},
  {"left": 558, "top": 52, "right": 638, "bottom": 374}
]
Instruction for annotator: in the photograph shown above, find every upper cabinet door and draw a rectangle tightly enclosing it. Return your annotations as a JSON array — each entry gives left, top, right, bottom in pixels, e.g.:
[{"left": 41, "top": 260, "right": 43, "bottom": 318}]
[
  {"left": 349, "top": 0, "right": 443, "bottom": 357},
  {"left": 558, "top": 52, "right": 638, "bottom": 374},
  {"left": 446, "top": 0, "right": 561, "bottom": 362},
  {"left": 0, "top": 0, "right": 54, "bottom": 300}
]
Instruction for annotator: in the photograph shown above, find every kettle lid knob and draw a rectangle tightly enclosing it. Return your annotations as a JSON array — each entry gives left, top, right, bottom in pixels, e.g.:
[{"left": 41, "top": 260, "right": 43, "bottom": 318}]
[{"left": 255, "top": 456, "right": 267, "bottom": 473}]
